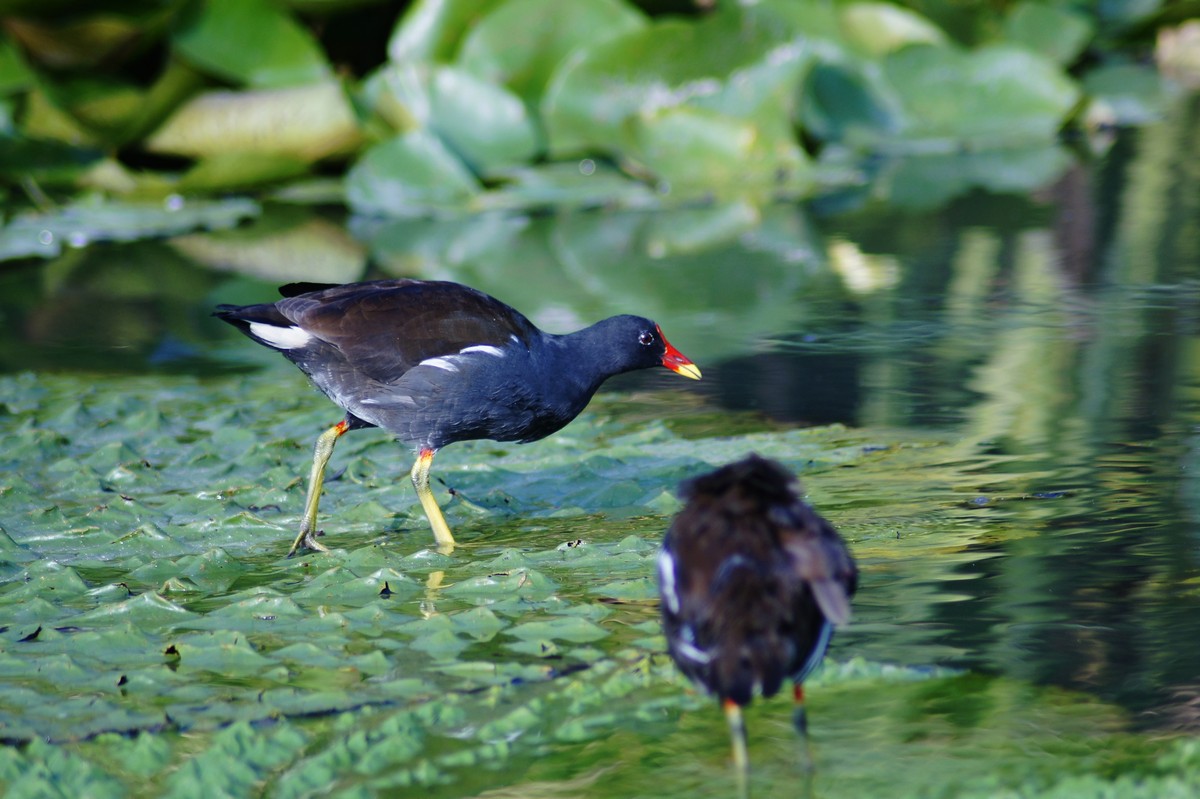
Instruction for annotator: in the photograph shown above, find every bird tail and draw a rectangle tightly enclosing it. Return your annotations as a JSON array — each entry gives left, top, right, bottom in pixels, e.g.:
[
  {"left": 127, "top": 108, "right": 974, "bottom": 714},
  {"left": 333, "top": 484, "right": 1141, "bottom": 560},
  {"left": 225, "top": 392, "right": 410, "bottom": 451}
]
[{"left": 213, "top": 303, "right": 311, "bottom": 352}]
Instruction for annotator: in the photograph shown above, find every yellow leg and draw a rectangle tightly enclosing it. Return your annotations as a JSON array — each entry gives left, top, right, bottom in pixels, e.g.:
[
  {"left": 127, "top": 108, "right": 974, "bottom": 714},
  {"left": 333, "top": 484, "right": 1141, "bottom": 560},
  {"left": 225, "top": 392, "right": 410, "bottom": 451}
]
[
  {"left": 288, "top": 420, "right": 349, "bottom": 557},
  {"left": 724, "top": 698, "right": 749, "bottom": 799},
  {"left": 410, "top": 448, "right": 456, "bottom": 553}
]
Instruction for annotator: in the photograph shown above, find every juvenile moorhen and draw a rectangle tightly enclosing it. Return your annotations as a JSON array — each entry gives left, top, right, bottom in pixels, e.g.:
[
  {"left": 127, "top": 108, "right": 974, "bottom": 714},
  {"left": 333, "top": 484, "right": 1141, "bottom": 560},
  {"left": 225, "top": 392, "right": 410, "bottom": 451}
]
[
  {"left": 215, "top": 279, "right": 701, "bottom": 555},
  {"left": 657, "top": 455, "right": 856, "bottom": 788}
]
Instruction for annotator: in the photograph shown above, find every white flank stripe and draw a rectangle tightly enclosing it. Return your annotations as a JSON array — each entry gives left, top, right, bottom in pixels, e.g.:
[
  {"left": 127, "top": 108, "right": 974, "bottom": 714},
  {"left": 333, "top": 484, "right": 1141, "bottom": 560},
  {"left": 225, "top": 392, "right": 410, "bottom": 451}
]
[
  {"left": 657, "top": 549, "right": 681, "bottom": 614},
  {"left": 419, "top": 357, "right": 460, "bottom": 372},
  {"left": 460, "top": 345, "right": 505, "bottom": 358},
  {"left": 248, "top": 322, "right": 312, "bottom": 350},
  {"left": 676, "top": 638, "right": 712, "bottom": 665},
  {"left": 360, "top": 395, "right": 416, "bottom": 407}
]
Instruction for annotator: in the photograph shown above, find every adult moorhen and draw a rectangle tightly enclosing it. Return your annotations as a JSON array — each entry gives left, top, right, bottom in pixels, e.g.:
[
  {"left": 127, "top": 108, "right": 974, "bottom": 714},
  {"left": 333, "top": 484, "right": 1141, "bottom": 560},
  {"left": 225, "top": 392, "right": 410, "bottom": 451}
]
[
  {"left": 658, "top": 455, "right": 856, "bottom": 790},
  {"left": 215, "top": 279, "right": 701, "bottom": 555}
]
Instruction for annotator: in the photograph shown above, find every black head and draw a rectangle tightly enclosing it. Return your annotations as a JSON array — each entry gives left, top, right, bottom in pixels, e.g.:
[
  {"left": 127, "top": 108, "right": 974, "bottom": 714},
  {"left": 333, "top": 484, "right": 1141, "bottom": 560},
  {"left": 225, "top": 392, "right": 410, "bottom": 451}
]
[{"left": 582, "top": 315, "right": 701, "bottom": 380}]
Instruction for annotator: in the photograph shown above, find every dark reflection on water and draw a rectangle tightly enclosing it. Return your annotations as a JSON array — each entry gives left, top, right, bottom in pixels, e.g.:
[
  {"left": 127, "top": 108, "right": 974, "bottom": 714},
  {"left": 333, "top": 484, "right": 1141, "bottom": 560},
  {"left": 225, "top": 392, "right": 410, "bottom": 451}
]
[{"left": 4, "top": 97, "right": 1200, "bottom": 729}]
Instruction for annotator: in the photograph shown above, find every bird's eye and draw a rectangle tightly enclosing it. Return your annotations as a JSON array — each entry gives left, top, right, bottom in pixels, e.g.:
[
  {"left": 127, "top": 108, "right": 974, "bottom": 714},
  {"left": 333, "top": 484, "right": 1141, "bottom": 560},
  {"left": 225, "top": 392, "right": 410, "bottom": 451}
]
[{"left": 638, "top": 330, "right": 655, "bottom": 346}]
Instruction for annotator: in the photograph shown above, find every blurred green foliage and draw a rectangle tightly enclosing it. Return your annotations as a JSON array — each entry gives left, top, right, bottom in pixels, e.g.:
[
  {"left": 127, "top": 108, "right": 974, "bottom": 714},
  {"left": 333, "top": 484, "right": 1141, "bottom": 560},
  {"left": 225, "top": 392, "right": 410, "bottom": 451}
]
[{"left": 0, "top": 0, "right": 1186, "bottom": 215}]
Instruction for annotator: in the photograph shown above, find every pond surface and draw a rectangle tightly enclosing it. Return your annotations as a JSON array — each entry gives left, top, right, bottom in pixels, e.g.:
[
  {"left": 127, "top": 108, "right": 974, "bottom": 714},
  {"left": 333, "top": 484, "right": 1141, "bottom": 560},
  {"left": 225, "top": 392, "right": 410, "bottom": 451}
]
[{"left": 2, "top": 97, "right": 1200, "bottom": 796}]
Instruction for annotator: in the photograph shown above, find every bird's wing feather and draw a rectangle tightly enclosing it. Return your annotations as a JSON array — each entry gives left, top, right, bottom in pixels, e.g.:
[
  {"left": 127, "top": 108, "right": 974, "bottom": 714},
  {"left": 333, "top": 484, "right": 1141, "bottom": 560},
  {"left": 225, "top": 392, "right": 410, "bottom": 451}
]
[
  {"left": 276, "top": 280, "right": 537, "bottom": 384},
  {"left": 808, "top": 579, "right": 851, "bottom": 627},
  {"left": 782, "top": 510, "right": 856, "bottom": 626}
]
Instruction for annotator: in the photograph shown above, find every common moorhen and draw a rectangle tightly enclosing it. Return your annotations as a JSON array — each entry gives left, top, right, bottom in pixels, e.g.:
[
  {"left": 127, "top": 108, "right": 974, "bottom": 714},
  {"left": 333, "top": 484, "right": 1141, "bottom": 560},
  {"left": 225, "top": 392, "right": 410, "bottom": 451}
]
[
  {"left": 658, "top": 455, "right": 856, "bottom": 789},
  {"left": 215, "top": 279, "right": 701, "bottom": 555}
]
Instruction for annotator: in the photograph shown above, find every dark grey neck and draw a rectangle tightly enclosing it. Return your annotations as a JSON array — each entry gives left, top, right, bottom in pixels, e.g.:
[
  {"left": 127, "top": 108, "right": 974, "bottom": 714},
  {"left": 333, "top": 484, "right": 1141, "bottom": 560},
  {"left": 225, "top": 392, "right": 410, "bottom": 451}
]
[{"left": 538, "top": 316, "right": 647, "bottom": 411}]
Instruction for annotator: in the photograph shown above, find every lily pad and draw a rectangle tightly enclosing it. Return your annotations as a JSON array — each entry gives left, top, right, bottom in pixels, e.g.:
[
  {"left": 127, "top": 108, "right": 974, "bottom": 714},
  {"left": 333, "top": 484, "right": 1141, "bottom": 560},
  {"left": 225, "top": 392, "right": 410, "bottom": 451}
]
[
  {"left": 363, "top": 63, "right": 540, "bottom": 177},
  {"left": 0, "top": 136, "right": 105, "bottom": 190},
  {"left": 144, "top": 80, "right": 361, "bottom": 163},
  {"left": 626, "top": 104, "right": 810, "bottom": 197},
  {"left": 0, "top": 196, "right": 259, "bottom": 262},
  {"left": 0, "top": 37, "right": 34, "bottom": 96},
  {"left": 1083, "top": 63, "right": 1171, "bottom": 126},
  {"left": 387, "top": 0, "right": 508, "bottom": 64},
  {"left": 839, "top": 1, "right": 948, "bottom": 57},
  {"left": 457, "top": 0, "right": 645, "bottom": 108},
  {"left": 1002, "top": 2, "right": 1094, "bottom": 66},
  {"left": 798, "top": 57, "right": 903, "bottom": 147},
  {"left": 476, "top": 161, "right": 658, "bottom": 212},
  {"left": 0, "top": 365, "right": 1190, "bottom": 794},
  {"left": 345, "top": 130, "right": 481, "bottom": 216},
  {"left": 172, "top": 0, "right": 332, "bottom": 88},
  {"left": 427, "top": 66, "right": 542, "bottom": 173},
  {"left": 169, "top": 210, "right": 367, "bottom": 284},
  {"left": 176, "top": 153, "right": 311, "bottom": 192},
  {"left": 541, "top": 4, "right": 819, "bottom": 164},
  {"left": 508, "top": 616, "right": 609, "bottom": 644},
  {"left": 881, "top": 43, "right": 1081, "bottom": 148}
]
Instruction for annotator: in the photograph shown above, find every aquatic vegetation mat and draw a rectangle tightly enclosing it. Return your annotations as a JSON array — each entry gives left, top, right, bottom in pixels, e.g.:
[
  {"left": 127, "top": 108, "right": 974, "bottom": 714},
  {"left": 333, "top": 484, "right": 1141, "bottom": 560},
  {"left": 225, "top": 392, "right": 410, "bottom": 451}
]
[{"left": 0, "top": 370, "right": 1193, "bottom": 797}]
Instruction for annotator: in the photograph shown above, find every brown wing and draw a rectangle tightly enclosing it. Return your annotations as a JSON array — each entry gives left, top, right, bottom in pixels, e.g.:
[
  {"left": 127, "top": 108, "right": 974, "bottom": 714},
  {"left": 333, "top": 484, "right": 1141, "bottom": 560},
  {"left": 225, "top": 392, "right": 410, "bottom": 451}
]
[
  {"left": 780, "top": 503, "right": 857, "bottom": 626},
  {"left": 275, "top": 279, "right": 539, "bottom": 385}
]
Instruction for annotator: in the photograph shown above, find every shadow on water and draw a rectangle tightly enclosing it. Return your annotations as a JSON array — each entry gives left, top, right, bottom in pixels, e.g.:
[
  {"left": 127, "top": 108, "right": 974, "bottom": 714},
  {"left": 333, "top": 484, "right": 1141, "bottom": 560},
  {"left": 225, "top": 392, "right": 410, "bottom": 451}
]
[{"left": 3, "top": 90, "right": 1200, "bottom": 788}]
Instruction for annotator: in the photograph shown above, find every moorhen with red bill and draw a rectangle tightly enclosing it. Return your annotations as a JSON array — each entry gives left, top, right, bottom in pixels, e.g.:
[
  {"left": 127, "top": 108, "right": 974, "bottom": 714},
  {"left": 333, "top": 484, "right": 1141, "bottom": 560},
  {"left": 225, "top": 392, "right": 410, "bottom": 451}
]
[
  {"left": 215, "top": 279, "right": 701, "bottom": 555},
  {"left": 658, "top": 455, "right": 856, "bottom": 789}
]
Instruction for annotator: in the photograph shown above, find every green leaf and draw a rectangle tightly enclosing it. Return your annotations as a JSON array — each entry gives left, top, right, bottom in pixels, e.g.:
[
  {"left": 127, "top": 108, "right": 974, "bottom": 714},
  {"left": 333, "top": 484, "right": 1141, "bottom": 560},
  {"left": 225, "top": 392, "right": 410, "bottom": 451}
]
[
  {"left": 144, "top": 80, "right": 361, "bottom": 162},
  {"left": 31, "top": 75, "right": 145, "bottom": 144},
  {"left": 626, "top": 105, "right": 810, "bottom": 198},
  {"left": 0, "top": 196, "right": 259, "bottom": 261},
  {"left": 457, "top": 0, "right": 645, "bottom": 108},
  {"left": 169, "top": 208, "right": 366, "bottom": 284},
  {"left": 1083, "top": 63, "right": 1171, "bottom": 126},
  {"left": 0, "top": 137, "right": 104, "bottom": 189},
  {"left": 839, "top": 1, "right": 948, "bottom": 57},
  {"left": 26, "top": 58, "right": 203, "bottom": 148},
  {"left": 72, "top": 592, "right": 198, "bottom": 627},
  {"left": 3, "top": 7, "right": 174, "bottom": 72},
  {"left": 344, "top": 130, "right": 480, "bottom": 216},
  {"left": 162, "top": 721, "right": 309, "bottom": 797},
  {"left": 387, "top": 0, "right": 507, "bottom": 63},
  {"left": 508, "top": 616, "right": 609, "bottom": 644},
  {"left": 542, "top": 4, "right": 820, "bottom": 159},
  {"left": 429, "top": 67, "right": 541, "bottom": 173},
  {"left": 0, "top": 36, "right": 34, "bottom": 95},
  {"left": 882, "top": 44, "right": 1081, "bottom": 148},
  {"left": 178, "top": 152, "right": 311, "bottom": 191},
  {"left": 365, "top": 64, "right": 540, "bottom": 176},
  {"left": 1003, "top": 2, "right": 1094, "bottom": 65},
  {"left": 172, "top": 0, "right": 332, "bottom": 88},
  {"left": 476, "top": 161, "right": 658, "bottom": 212},
  {"left": 799, "top": 59, "right": 904, "bottom": 147},
  {"left": 1093, "top": 0, "right": 1163, "bottom": 30}
]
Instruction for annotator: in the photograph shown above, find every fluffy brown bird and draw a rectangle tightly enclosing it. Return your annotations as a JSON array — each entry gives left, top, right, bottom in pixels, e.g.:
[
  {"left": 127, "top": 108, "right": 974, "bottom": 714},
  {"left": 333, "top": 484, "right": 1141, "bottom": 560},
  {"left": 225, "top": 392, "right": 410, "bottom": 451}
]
[{"left": 657, "top": 455, "right": 856, "bottom": 788}]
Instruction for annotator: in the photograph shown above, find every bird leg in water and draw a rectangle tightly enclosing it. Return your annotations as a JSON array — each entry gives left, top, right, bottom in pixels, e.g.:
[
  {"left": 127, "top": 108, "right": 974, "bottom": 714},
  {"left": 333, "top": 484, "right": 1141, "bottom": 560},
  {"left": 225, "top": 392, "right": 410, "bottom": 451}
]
[
  {"left": 289, "top": 419, "right": 350, "bottom": 556},
  {"left": 724, "top": 698, "right": 750, "bottom": 799},
  {"left": 411, "top": 448, "right": 456, "bottom": 553},
  {"left": 794, "top": 683, "right": 815, "bottom": 772}
]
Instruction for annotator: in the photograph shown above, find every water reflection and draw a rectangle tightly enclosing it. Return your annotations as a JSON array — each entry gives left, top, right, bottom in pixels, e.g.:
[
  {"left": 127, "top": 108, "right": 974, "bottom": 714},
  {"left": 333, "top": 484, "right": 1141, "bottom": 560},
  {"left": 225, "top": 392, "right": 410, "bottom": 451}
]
[
  {"left": 3, "top": 91, "right": 1199, "bottom": 726},
  {"left": 801, "top": 97, "right": 1200, "bottom": 720}
]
